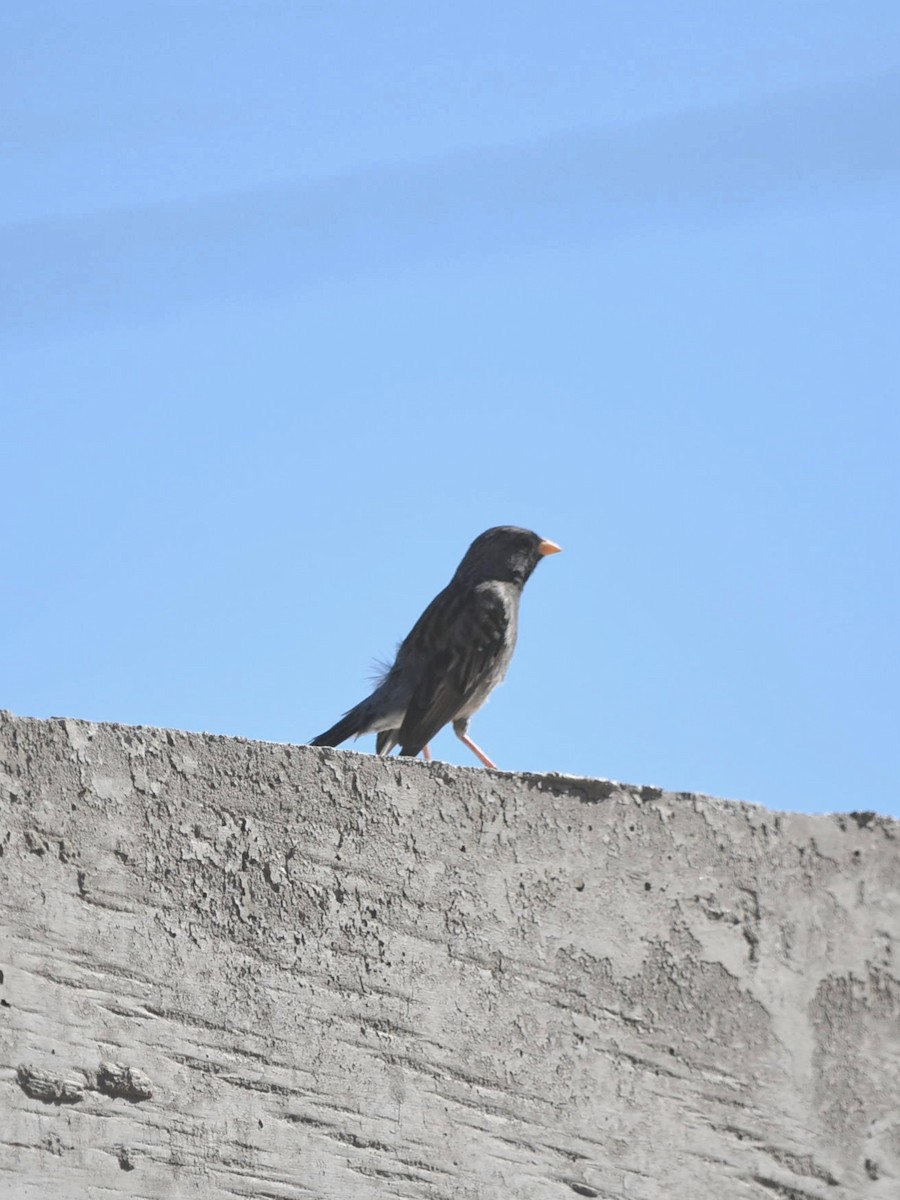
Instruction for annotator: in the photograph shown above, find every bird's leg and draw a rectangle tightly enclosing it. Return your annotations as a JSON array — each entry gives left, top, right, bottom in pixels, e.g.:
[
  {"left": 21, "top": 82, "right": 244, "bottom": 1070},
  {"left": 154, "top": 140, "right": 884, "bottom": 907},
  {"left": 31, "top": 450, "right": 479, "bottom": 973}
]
[
  {"left": 456, "top": 731, "right": 498, "bottom": 770},
  {"left": 422, "top": 744, "right": 432, "bottom": 762}
]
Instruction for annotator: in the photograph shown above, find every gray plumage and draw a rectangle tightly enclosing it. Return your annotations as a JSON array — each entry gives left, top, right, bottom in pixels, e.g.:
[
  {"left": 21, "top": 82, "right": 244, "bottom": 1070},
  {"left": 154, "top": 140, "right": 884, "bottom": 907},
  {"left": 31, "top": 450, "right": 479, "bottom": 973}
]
[{"left": 309, "top": 526, "right": 561, "bottom": 768}]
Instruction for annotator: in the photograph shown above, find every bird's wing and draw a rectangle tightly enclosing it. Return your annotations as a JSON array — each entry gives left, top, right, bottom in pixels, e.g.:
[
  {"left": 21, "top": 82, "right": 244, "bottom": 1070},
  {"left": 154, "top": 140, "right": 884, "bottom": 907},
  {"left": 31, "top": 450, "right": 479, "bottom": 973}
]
[{"left": 397, "top": 582, "right": 509, "bottom": 754}]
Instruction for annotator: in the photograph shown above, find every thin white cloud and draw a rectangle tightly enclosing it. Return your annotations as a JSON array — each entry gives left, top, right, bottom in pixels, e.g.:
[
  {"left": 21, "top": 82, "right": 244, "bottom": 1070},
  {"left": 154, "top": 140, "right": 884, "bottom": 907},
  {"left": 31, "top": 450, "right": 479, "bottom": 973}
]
[{"left": 3, "top": 71, "right": 898, "bottom": 339}]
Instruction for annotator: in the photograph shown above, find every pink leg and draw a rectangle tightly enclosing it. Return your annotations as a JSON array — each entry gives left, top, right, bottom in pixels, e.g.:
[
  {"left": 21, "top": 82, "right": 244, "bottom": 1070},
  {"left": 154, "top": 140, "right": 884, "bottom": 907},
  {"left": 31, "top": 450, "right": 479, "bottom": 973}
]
[
  {"left": 422, "top": 744, "right": 432, "bottom": 762},
  {"left": 457, "top": 731, "right": 498, "bottom": 770}
]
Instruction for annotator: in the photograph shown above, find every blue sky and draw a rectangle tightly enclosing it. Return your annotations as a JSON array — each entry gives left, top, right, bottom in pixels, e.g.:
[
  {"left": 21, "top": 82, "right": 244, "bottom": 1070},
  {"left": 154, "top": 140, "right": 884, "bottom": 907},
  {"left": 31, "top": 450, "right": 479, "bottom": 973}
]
[{"left": 4, "top": 3, "right": 899, "bottom": 816}]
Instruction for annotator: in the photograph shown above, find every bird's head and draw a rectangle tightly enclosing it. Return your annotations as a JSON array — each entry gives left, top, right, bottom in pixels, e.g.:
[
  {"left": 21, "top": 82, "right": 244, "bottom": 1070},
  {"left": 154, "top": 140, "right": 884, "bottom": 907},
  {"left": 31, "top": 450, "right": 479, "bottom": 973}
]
[{"left": 454, "top": 526, "right": 562, "bottom": 588}]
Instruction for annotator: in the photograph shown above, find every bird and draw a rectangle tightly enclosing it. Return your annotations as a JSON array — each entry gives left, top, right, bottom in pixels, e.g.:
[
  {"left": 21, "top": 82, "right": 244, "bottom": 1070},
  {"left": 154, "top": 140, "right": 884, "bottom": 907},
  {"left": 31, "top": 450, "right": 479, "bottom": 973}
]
[{"left": 309, "top": 526, "right": 561, "bottom": 769}]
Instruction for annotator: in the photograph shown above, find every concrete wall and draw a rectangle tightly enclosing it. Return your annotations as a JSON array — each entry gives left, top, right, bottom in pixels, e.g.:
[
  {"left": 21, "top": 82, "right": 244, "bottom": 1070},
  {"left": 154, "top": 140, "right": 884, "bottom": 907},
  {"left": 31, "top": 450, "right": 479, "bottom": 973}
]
[{"left": 1, "top": 710, "right": 898, "bottom": 1199}]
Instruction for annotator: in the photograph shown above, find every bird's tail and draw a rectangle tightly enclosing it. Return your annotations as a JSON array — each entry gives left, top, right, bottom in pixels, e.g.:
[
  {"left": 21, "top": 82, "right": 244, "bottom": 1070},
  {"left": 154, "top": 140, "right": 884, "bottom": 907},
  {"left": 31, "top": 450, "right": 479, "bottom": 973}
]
[{"left": 309, "top": 703, "right": 370, "bottom": 748}]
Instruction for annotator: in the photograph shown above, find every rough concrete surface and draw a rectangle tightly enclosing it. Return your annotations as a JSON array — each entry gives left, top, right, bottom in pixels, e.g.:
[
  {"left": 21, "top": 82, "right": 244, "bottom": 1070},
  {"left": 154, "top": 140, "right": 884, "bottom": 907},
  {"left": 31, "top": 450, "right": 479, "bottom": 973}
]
[{"left": 1, "top": 710, "right": 898, "bottom": 1200}]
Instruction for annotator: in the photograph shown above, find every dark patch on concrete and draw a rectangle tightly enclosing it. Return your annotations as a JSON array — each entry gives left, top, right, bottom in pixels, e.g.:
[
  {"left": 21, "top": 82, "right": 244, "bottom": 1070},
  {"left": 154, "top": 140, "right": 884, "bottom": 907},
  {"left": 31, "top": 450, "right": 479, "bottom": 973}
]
[
  {"left": 16, "top": 1064, "right": 85, "bottom": 1105},
  {"left": 96, "top": 1061, "right": 154, "bottom": 1102}
]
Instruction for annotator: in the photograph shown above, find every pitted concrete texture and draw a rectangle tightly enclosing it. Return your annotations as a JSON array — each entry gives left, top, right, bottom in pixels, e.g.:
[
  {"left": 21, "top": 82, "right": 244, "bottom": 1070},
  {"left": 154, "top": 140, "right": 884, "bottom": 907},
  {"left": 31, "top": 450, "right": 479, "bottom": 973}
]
[{"left": 1, "top": 710, "right": 898, "bottom": 1199}]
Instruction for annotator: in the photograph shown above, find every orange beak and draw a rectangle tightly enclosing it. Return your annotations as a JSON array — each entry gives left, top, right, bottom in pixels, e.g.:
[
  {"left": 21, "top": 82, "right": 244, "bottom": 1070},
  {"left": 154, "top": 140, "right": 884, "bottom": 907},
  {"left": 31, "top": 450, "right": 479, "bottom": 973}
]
[{"left": 538, "top": 538, "right": 562, "bottom": 556}]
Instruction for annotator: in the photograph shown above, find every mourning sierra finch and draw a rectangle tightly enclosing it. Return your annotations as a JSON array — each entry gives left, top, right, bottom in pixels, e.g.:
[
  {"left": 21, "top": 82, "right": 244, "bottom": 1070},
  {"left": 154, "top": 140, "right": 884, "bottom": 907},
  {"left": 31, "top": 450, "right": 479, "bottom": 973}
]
[{"left": 310, "top": 526, "right": 561, "bottom": 769}]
